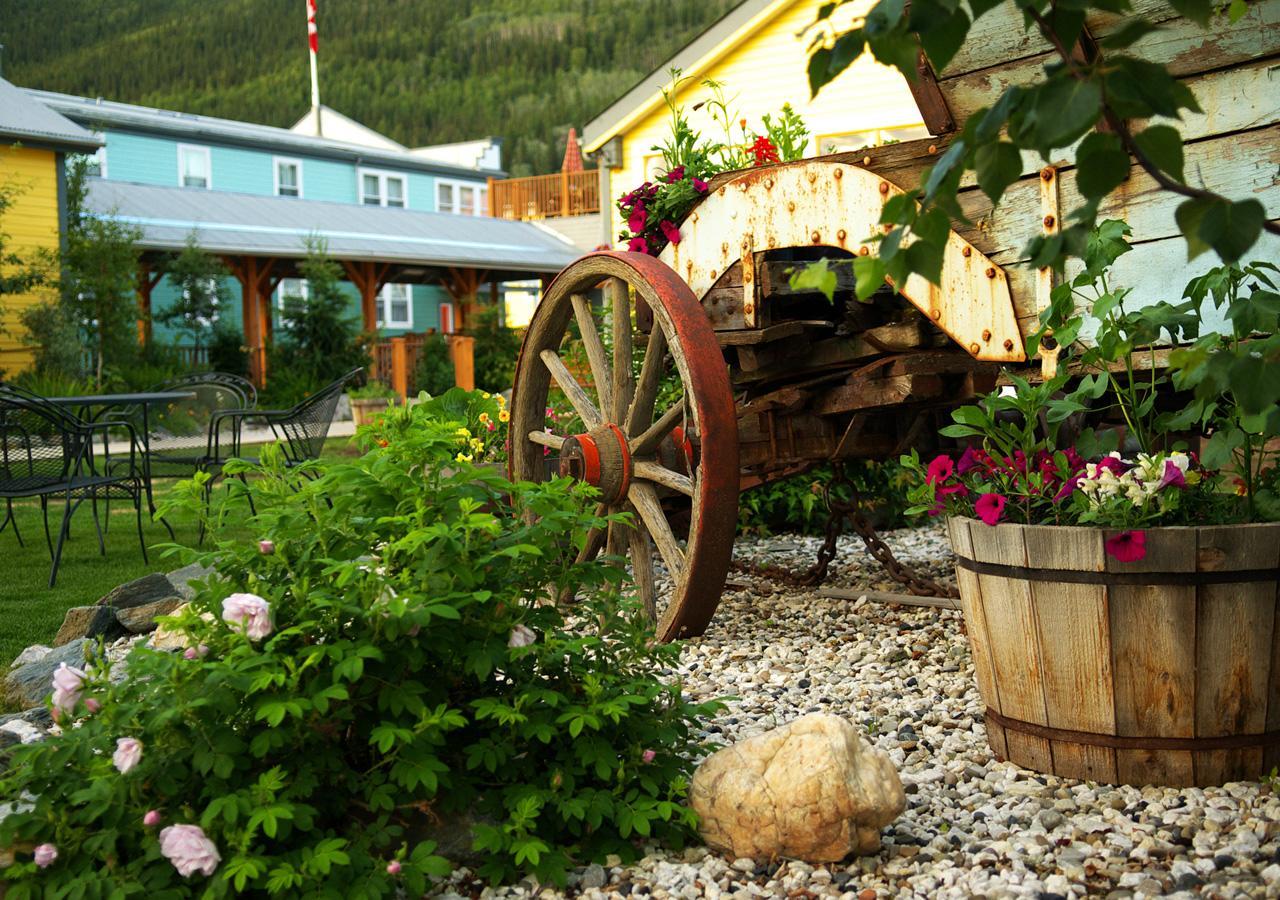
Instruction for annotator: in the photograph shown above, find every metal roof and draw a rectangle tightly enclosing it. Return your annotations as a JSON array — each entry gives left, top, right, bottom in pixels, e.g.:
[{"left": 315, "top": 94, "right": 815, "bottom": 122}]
[
  {"left": 26, "top": 88, "right": 505, "bottom": 180},
  {"left": 85, "top": 179, "right": 578, "bottom": 277},
  {"left": 0, "top": 78, "right": 102, "bottom": 152}
]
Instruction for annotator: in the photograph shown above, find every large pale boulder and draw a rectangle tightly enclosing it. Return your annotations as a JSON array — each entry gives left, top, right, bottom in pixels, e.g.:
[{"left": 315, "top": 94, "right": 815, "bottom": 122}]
[{"left": 690, "top": 713, "right": 905, "bottom": 862}]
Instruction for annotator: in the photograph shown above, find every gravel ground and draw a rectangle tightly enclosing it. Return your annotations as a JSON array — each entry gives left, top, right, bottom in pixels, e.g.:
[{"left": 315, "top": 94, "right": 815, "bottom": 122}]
[{"left": 442, "top": 524, "right": 1280, "bottom": 900}]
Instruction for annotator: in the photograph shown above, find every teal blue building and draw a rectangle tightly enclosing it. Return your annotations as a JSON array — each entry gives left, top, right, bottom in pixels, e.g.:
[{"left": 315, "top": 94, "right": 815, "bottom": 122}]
[{"left": 24, "top": 90, "right": 574, "bottom": 381}]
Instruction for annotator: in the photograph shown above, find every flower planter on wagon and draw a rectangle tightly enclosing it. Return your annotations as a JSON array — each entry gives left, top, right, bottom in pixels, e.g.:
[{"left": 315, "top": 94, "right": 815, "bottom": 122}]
[{"left": 947, "top": 517, "right": 1280, "bottom": 787}]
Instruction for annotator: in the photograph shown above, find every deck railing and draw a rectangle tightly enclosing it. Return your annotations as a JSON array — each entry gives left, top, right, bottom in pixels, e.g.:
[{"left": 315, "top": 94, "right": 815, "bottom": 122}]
[
  {"left": 370, "top": 332, "right": 476, "bottom": 399},
  {"left": 489, "top": 169, "right": 599, "bottom": 220}
]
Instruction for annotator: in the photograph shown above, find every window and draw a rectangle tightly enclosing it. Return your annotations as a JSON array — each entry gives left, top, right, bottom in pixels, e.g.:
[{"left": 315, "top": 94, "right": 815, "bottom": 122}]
[
  {"left": 438, "top": 302, "right": 455, "bottom": 334},
  {"left": 377, "top": 283, "right": 412, "bottom": 328},
  {"left": 276, "top": 278, "right": 308, "bottom": 325},
  {"left": 83, "top": 134, "right": 107, "bottom": 178},
  {"left": 436, "top": 179, "right": 487, "bottom": 216},
  {"left": 178, "top": 144, "right": 211, "bottom": 189},
  {"left": 274, "top": 158, "right": 302, "bottom": 197},
  {"left": 359, "top": 169, "right": 407, "bottom": 208},
  {"left": 817, "top": 124, "right": 930, "bottom": 155}
]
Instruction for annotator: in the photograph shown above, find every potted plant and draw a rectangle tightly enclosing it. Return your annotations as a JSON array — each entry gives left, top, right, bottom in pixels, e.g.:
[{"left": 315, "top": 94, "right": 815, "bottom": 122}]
[
  {"left": 904, "top": 222, "right": 1280, "bottom": 788},
  {"left": 347, "top": 381, "right": 399, "bottom": 426}
]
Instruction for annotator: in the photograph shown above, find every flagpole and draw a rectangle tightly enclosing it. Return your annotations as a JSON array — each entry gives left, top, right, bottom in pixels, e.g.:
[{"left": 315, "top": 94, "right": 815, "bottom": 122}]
[{"left": 307, "top": 0, "right": 322, "bottom": 136}]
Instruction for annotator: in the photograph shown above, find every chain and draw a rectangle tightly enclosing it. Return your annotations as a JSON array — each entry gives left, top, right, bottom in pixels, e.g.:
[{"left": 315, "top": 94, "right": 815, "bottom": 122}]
[{"left": 735, "top": 462, "right": 959, "bottom": 599}]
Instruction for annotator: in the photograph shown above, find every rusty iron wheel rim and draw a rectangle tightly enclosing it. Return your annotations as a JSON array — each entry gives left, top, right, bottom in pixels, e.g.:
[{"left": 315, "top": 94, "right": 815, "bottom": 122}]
[{"left": 509, "top": 251, "right": 739, "bottom": 641}]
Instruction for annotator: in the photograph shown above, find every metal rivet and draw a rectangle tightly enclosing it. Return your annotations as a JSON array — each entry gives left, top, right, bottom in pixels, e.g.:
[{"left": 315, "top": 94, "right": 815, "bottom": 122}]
[
  {"left": 788, "top": 201, "right": 796, "bottom": 212},
  {"left": 982, "top": 329, "right": 992, "bottom": 341},
  {"left": 808, "top": 172, "right": 817, "bottom": 183},
  {"left": 859, "top": 246, "right": 870, "bottom": 256},
  {"left": 811, "top": 230, "right": 821, "bottom": 243},
  {"left": 879, "top": 182, "right": 890, "bottom": 195},
  {"left": 969, "top": 342, "right": 981, "bottom": 354},
  {"left": 837, "top": 229, "right": 847, "bottom": 242},
  {"left": 710, "top": 270, "right": 717, "bottom": 280},
  {"left": 1004, "top": 339, "right": 1016, "bottom": 351},
  {"left": 930, "top": 308, "right": 941, "bottom": 321},
  {"left": 862, "top": 155, "right": 872, "bottom": 166},
  {"left": 765, "top": 178, "right": 773, "bottom": 189},
  {"left": 1040, "top": 167, "right": 1054, "bottom": 182},
  {"left": 833, "top": 168, "right": 843, "bottom": 179},
  {"left": 744, "top": 303, "right": 754, "bottom": 313},
  {"left": 882, "top": 224, "right": 893, "bottom": 233},
  {"left": 722, "top": 242, "right": 729, "bottom": 254},
  {"left": 962, "top": 246, "right": 972, "bottom": 258},
  {"left": 985, "top": 267, "right": 996, "bottom": 278},
  {"left": 1043, "top": 214, "right": 1056, "bottom": 228},
  {"left": 928, "top": 144, "right": 938, "bottom": 155}
]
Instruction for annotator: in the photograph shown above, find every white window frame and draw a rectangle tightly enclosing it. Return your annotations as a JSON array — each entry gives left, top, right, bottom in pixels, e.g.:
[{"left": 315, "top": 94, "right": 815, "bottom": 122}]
[
  {"left": 273, "top": 156, "right": 303, "bottom": 198},
  {"left": 435, "top": 178, "right": 487, "bottom": 216},
  {"left": 177, "top": 144, "right": 212, "bottom": 190},
  {"left": 83, "top": 133, "right": 107, "bottom": 178},
  {"left": 275, "top": 278, "right": 309, "bottom": 326},
  {"left": 438, "top": 301, "right": 455, "bottom": 334},
  {"left": 376, "top": 283, "right": 413, "bottom": 329},
  {"left": 357, "top": 168, "right": 408, "bottom": 208}
]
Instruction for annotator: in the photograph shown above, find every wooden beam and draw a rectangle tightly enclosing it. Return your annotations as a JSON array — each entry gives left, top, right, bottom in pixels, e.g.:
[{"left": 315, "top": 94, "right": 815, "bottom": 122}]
[{"left": 905, "top": 49, "right": 956, "bottom": 135}]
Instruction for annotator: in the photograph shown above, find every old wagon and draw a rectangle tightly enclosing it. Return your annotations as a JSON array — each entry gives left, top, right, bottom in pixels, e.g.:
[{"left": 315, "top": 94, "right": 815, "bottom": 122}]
[{"left": 509, "top": 0, "right": 1279, "bottom": 642}]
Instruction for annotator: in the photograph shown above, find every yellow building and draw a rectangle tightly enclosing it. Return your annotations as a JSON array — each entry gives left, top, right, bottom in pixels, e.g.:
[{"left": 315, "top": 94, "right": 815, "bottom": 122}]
[
  {"left": 0, "top": 78, "right": 101, "bottom": 374},
  {"left": 583, "top": 0, "right": 929, "bottom": 244}
]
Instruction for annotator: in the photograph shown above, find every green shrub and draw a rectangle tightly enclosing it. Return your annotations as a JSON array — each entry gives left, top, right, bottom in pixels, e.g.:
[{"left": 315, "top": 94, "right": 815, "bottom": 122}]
[
  {"left": 413, "top": 332, "right": 455, "bottom": 396},
  {"left": 207, "top": 323, "right": 251, "bottom": 379},
  {"left": 738, "top": 461, "right": 912, "bottom": 536},
  {"left": 0, "top": 402, "right": 717, "bottom": 894},
  {"left": 467, "top": 304, "right": 522, "bottom": 394}
]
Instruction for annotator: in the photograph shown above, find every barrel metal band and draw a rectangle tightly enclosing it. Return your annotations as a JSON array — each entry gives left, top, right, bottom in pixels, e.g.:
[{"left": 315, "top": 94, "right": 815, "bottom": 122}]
[
  {"left": 956, "top": 556, "right": 1280, "bottom": 586},
  {"left": 985, "top": 708, "right": 1280, "bottom": 751}
]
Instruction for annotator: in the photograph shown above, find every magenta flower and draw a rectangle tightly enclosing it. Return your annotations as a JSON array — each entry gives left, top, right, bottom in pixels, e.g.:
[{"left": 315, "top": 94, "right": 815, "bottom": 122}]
[
  {"left": 258, "top": 539, "right": 275, "bottom": 555},
  {"left": 926, "top": 455, "right": 954, "bottom": 484},
  {"left": 222, "top": 593, "right": 272, "bottom": 641},
  {"left": 1158, "top": 459, "right": 1186, "bottom": 489},
  {"left": 1105, "top": 530, "right": 1146, "bottom": 563},
  {"left": 113, "top": 737, "right": 144, "bottom": 774},
  {"left": 387, "top": 860, "right": 402, "bottom": 875},
  {"left": 659, "top": 220, "right": 681, "bottom": 245},
  {"left": 642, "top": 749, "right": 657, "bottom": 763},
  {"left": 33, "top": 843, "right": 57, "bottom": 868},
  {"left": 956, "top": 446, "right": 979, "bottom": 474},
  {"left": 626, "top": 236, "right": 650, "bottom": 254},
  {"left": 937, "top": 483, "right": 969, "bottom": 498},
  {"left": 144, "top": 810, "right": 163, "bottom": 827},
  {"left": 1053, "top": 475, "right": 1081, "bottom": 501},
  {"left": 975, "top": 493, "right": 1007, "bottom": 526},
  {"left": 666, "top": 165, "right": 685, "bottom": 183},
  {"left": 627, "top": 206, "right": 648, "bottom": 233},
  {"left": 159, "top": 824, "right": 221, "bottom": 878},
  {"left": 1095, "top": 454, "right": 1129, "bottom": 476},
  {"left": 692, "top": 177, "right": 709, "bottom": 193}
]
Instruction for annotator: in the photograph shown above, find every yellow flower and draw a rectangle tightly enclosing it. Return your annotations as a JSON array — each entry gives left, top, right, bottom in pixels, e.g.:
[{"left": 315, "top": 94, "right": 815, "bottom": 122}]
[
  {"left": 478, "top": 412, "right": 491, "bottom": 424},
  {"left": 480, "top": 391, "right": 490, "bottom": 399},
  {"left": 456, "top": 452, "right": 473, "bottom": 463},
  {"left": 498, "top": 409, "right": 510, "bottom": 423},
  {"left": 496, "top": 394, "right": 507, "bottom": 407},
  {"left": 455, "top": 426, "right": 471, "bottom": 439},
  {"left": 470, "top": 438, "right": 484, "bottom": 451}
]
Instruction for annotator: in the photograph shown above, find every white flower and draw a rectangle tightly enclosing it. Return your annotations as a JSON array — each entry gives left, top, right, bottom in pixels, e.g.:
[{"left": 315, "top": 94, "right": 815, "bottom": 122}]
[
  {"left": 508, "top": 625, "right": 537, "bottom": 648},
  {"left": 50, "top": 663, "right": 86, "bottom": 715},
  {"left": 159, "top": 824, "right": 221, "bottom": 878},
  {"left": 221, "top": 593, "right": 273, "bottom": 640},
  {"left": 113, "top": 737, "right": 143, "bottom": 774}
]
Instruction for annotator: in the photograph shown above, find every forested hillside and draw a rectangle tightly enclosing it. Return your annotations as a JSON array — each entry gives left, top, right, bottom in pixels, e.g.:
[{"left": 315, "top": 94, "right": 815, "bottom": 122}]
[{"left": 0, "top": 0, "right": 740, "bottom": 176}]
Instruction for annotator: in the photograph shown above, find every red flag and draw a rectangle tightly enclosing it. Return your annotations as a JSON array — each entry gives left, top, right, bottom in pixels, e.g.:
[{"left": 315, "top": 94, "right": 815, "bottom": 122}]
[{"left": 307, "top": 0, "right": 318, "bottom": 53}]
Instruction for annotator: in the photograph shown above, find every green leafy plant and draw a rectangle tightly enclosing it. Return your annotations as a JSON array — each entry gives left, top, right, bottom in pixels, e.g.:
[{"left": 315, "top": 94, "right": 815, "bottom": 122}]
[
  {"left": 347, "top": 381, "right": 398, "bottom": 400},
  {"left": 409, "top": 387, "right": 509, "bottom": 464},
  {"left": 157, "top": 233, "right": 231, "bottom": 354},
  {"left": 0, "top": 403, "right": 717, "bottom": 893},
  {"left": 738, "top": 461, "right": 910, "bottom": 536},
  {"left": 413, "top": 332, "right": 456, "bottom": 396},
  {"left": 466, "top": 303, "right": 523, "bottom": 394}
]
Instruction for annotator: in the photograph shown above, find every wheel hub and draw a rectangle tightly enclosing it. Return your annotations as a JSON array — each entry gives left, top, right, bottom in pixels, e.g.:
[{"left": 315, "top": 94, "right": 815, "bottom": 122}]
[{"left": 559, "top": 422, "right": 632, "bottom": 504}]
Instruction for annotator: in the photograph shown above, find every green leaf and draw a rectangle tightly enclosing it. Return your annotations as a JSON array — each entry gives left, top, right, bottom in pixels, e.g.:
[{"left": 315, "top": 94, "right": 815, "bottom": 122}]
[
  {"left": 1075, "top": 132, "right": 1129, "bottom": 200},
  {"left": 1201, "top": 198, "right": 1267, "bottom": 264},
  {"left": 1099, "top": 19, "right": 1161, "bottom": 48},
  {"left": 917, "top": 6, "right": 969, "bottom": 73},
  {"left": 1025, "top": 77, "right": 1101, "bottom": 152},
  {"left": 788, "top": 258, "right": 839, "bottom": 301},
  {"left": 1175, "top": 197, "right": 1214, "bottom": 261},
  {"left": 1133, "top": 125, "right": 1185, "bottom": 184},
  {"left": 974, "top": 141, "right": 1022, "bottom": 204},
  {"left": 808, "top": 47, "right": 834, "bottom": 97},
  {"left": 1166, "top": 0, "right": 1214, "bottom": 25},
  {"left": 922, "top": 139, "right": 966, "bottom": 202},
  {"left": 853, "top": 255, "right": 887, "bottom": 300}
]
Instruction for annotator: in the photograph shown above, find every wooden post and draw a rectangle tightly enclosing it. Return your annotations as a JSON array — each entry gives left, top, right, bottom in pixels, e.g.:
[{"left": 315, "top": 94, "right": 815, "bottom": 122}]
[
  {"left": 449, "top": 335, "right": 475, "bottom": 391},
  {"left": 487, "top": 177, "right": 497, "bottom": 218},
  {"left": 560, "top": 169, "right": 570, "bottom": 217},
  {"left": 136, "top": 264, "right": 163, "bottom": 346},
  {"left": 390, "top": 335, "right": 410, "bottom": 401}
]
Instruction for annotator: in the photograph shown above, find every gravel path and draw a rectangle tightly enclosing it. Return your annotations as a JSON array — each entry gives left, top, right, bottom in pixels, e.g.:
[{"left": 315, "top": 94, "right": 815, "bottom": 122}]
[{"left": 443, "top": 524, "right": 1280, "bottom": 899}]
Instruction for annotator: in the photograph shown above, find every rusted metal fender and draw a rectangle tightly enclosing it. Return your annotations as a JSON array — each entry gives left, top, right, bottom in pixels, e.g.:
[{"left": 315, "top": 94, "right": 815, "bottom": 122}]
[{"left": 657, "top": 161, "right": 1026, "bottom": 364}]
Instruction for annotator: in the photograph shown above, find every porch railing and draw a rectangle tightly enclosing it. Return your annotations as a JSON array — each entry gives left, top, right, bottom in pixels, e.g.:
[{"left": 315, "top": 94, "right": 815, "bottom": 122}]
[
  {"left": 489, "top": 169, "right": 599, "bottom": 220},
  {"left": 370, "top": 332, "right": 476, "bottom": 399}
]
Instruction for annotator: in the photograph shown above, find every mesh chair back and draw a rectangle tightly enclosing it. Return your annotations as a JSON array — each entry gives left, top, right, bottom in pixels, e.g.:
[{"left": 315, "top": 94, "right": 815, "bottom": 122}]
[
  {"left": 0, "top": 385, "right": 89, "bottom": 494},
  {"left": 276, "top": 368, "right": 362, "bottom": 464},
  {"left": 205, "top": 373, "right": 257, "bottom": 409},
  {"left": 148, "top": 374, "right": 252, "bottom": 474}
]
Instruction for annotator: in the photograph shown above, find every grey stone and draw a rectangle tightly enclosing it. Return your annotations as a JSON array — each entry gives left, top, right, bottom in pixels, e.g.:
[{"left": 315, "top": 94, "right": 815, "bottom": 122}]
[
  {"left": 1038, "top": 810, "right": 1066, "bottom": 831},
  {"left": 53, "top": 605, "right": 126, "bottom": 647},
  {"left": 0, "top": 707, "right": 52, "bottom": 730},
  {"left": 2, "top": 639, "right": 88, "bottom": 708},
  {"left": 97, "top": 572, "right": 181, "bottom": 611},
  {"left": 581, "top": 863, "right": 607, "bottom": 889},
  {"left": 115, "top": 598, "right": 185, "bottom": 634},
  {"left": 9, "top": 645, "right": 52, "bottom": 669},
  {"left": 165, "top": 563, "right": 216, "bottom": 601}
]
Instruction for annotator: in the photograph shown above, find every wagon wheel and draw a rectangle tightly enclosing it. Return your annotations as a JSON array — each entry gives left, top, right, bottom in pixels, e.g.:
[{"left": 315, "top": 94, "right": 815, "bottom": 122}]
[{"left": 509, "top": 251, "right": 739, "bottom": 642}]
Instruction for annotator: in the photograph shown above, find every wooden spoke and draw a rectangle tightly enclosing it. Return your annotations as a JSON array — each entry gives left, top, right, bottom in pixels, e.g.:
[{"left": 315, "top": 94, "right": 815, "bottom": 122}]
[
  {"left": 631, "top": 401, "right": 684, "bottom": 458},
  {"left": 575, "top": 504, "right": 609, "bottom": 565},
  {"left": 626, "top": 327, "right": 667, "bottom": 436},
  {"left": 605, "top": 519, "right": 626, "bottom": 561},
  {"left": 529, "top": 430, "right": 565, "bottom": 449},
  {"left": 610, "top": 278, "right": 634, "bottom": 425},
  {"left": 628, "top": 523, "right": 658, "bottom": 622},
  {"left": 633, "top": 460, "right": 693, "bottom": 497},
  {"left": 539, "top": 349, "right": 601, "bottom": 429},
  {"left": 628, "top": 482, "right": 684, "bottom": 578},
  {"left": 571, "top": 293, "right": 612, "bottom": 416}
]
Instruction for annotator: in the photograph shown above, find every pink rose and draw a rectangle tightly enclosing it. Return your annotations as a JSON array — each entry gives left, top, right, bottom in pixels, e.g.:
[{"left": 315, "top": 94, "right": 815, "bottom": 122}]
[
  {"left": 258, "top": 539, "right": 275, "bottom": 555},
  {"left": 222, "top": 593, "right": 272, "bottom": 640},
  {"left": 183, "top": 644, "right": 210, "bottom": 660},
  {"left": 387, "top": 859, "right": 402, "bottom": 875},
  {"left": 144, "top": 810, "right": 163, "bottom": 827},
  {"left": 50, "top": 663, "right": 86, "bottom": 715},
  {"left": 642, "top": 749, "right": 656, "bottom": 763},
  {"left": 113, "top": 737, "right": 143, "bottom": 774},
  {"left": 508, "top": 625, "right": 536, "bottom": 648},
  {"left": 33, "top": 843, "right": 57, "bottom": 868},
  {"left": 1105, "top": 530, "right": 1146, "bottom": 563},
  {"left": 159, "top": 824, "right": 221, "bottom": 878},
  {"left": 84, "top": 698, "right": 101, "bottom": 714},
  {"left": 974, "top": 493, "right": 1007, "bottom": 526}
]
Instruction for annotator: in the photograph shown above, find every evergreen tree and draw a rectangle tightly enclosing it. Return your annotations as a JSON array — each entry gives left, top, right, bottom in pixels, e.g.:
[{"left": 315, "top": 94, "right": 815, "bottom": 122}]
[{"left": 157, "top": 233, "right": 230, "bottom": 353}]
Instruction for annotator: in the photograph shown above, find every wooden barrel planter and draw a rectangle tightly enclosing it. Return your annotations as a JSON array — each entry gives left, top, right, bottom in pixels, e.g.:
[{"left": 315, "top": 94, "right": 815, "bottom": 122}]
[{"left": 946, "top": 517, "right": 1280, "bottom": 787}]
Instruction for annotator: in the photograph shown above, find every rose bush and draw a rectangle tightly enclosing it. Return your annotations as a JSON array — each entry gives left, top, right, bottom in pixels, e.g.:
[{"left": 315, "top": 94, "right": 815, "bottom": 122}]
[{"left": 0, "top": 399, "right": 720, "bottom": 894}]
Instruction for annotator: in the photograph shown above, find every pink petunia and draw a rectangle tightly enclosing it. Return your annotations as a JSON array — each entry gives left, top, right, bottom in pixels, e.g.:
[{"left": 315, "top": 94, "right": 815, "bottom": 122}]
[
  {"left": 1053, "top": 475, "right": 1082, "bottom": 501},
  {"left": 975, "top": 493, "right": 1007, "bottom": 526},
  {"left": 1105, "top": 530, "right": 1146, "bottom": 563},
  {"left": 659, "top": 220, "right": 681, "bottom": 245},
  {"left": 956, "top": 446, "right": 979, "bottom": 474},
  {"left": 665, "top": 165, "right": 685, "bottom": 183},
  {"left": 1158, "top": 459, "right": 1186, "bottom": 489},
  {"left": 926, "top": 455, "right": 954, "bottom": 484},
  {"left": 1095, "top": 454, "right": 1129, "bottom": 477},
  {"left": 692, "top": 177, "right": 709, "bottom": 193},
  {"left": 627, "top": 206, "right": 648, "bottom": 233},
  {"left": 626, "top": 236, "right": 650, "bottom": 255},
  {"left": 937, "top": 483, "right": 969, "bottom": 498}
]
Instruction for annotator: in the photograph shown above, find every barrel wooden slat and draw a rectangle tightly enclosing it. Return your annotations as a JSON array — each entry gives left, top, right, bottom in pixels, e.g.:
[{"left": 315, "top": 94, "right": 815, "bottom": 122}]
[
  {"left": 948, "top": 518, "right": 1007, "bottom": 759},
  {"left": 1023, "top": 525, "right": 1117, "bottom": 783},
  {"left": 1195, "top": 525, "right": 1280, "bottom": 785},
  {"left": 1109, "top": 530, "right": 1198, "bottom": 786},
  {"left": 966, "top": 522, "right": 1053, "bottom": 772}
]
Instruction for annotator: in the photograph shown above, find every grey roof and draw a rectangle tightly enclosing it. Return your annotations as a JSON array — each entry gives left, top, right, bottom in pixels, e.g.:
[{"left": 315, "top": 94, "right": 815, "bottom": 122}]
[
  {"left": 26, "top": 88, "right": 505, "bottom": 180},
  {"left": 0, "top": 78, "right": 102, "bottom": 151},
  {"left": 85, "top": 179, "right": 577, "bottom": 277},
  {"left": 582, "top": 0, "right": 771, "bottom": 150}
]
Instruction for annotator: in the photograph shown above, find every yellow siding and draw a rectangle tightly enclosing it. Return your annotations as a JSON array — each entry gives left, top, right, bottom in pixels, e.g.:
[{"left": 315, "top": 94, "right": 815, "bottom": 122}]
[
  {"left": 603, "top": 0, "right": 924, "bottom": 242},
  {"left": 0, "top": 145, "right": 60, "bottom": 374}
]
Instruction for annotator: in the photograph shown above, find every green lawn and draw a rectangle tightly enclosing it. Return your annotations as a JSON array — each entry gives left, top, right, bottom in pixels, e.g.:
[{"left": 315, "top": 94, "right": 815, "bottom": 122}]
[{"left": 0, "top": 438, "right": 360, "bottom": 671}]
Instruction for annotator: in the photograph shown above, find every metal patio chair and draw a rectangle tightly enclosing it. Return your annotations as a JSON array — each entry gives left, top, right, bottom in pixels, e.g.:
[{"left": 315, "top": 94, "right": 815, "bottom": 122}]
[
  {"left": 142, "top": 372, "right": 259, "bottom": 480},
  {"left": 0, "top": 384, "right": 148, "bottom": 587}
]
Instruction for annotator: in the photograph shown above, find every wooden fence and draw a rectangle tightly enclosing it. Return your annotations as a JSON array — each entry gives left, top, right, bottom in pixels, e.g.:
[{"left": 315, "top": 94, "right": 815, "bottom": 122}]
[
  {"left": 489, "top": 169, "right": 599, "bottom": 220},
  {"left": 370, "top": 332, "right": 475, "bottom": 400}
]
